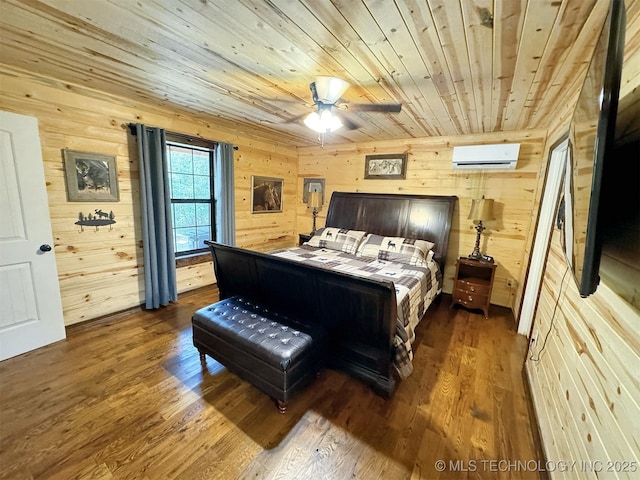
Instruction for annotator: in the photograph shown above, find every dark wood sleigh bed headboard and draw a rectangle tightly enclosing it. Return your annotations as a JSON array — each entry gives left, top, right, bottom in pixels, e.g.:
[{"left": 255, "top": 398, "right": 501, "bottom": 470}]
[{"left": 324, "top": 192, "right": 458, "bottom": 273}]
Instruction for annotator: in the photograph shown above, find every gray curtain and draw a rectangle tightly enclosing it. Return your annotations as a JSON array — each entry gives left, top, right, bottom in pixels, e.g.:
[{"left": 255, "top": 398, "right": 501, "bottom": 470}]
[
  {"left": 215, "top": 142, "right": 236, "bottom": 246},
  {"left": 135, "top": 124, "right": 177, "bottom": 309}
]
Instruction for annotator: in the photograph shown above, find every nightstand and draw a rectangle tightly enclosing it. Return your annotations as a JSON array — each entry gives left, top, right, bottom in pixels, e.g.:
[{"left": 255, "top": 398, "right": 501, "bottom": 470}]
[
  {"left": 298, "top": 233, "right": 312, "bottom": 246},
  {"left": 450, "top": 257, "right": 497, "bottom": 318}
]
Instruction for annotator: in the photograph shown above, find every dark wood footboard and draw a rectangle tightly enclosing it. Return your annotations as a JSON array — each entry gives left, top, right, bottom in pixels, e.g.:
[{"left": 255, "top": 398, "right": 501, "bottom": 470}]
[{"left": 205, "top": 240, "right": 398, "bottom": 396}]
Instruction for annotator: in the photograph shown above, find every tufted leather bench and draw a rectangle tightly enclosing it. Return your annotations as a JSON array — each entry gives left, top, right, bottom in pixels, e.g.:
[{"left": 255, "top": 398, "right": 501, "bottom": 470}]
[{"left": 192, "top": 296, "right": 327, "bottom": 413}]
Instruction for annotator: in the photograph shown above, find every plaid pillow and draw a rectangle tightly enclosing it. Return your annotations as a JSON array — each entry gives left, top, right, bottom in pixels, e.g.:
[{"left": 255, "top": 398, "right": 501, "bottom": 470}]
[
  {"left": 305, "top": 227, "right": 367, "bottom": 255},
  {"left": 355, "top": 233, "right": 385, "bottom": 258},
  {"left": 357, "top": 234, "right": 435, "bottom": 266},
  {"left": 378, "top": 237, "right": 435, "bottom": 266}
]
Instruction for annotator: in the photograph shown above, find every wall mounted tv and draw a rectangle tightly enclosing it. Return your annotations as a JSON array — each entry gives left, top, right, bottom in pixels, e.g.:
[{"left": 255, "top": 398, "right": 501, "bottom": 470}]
[{"left": 564, "top": 0, "right": 626, "bottom": 297}]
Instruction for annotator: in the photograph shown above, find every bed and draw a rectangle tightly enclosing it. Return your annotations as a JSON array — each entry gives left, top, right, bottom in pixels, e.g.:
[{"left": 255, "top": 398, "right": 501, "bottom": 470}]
[
  {"left": 271, "top": 241, "right": 441, "bottom": 379},
  {"left": 207, "top": 192, "right": 457, "bottom": 395}
]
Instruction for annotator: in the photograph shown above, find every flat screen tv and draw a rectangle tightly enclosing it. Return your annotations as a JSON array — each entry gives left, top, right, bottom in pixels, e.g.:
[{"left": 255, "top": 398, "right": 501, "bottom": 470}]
[{"left": 564, "top": 0, "right": 626, "bottom": 297}]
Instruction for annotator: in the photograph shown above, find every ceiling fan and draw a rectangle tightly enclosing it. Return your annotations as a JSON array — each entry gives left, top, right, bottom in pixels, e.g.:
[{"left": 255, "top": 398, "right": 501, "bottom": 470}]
[{"left": 296, "top": 76, "right": 402, "bottom": 133}]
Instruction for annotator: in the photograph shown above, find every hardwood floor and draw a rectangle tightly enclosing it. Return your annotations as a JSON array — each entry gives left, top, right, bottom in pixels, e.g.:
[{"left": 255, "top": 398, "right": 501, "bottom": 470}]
[{"left": 0, "top": 289, "right": 543, "bottom": 480}]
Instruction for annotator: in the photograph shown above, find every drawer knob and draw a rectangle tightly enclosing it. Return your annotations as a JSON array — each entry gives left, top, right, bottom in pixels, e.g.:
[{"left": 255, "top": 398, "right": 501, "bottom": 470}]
[
  {"left": 468, "top": 296, "right": 473, "bottom": 302},
  {"left": 470, "top": 286, "right": 475, "bottom": 292}
]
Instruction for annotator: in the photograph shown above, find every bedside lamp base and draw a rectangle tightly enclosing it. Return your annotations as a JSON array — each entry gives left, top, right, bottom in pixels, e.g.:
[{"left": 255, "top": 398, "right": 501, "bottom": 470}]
[{"left": 468, "top": 220, "right": 486, "bottom": 260}]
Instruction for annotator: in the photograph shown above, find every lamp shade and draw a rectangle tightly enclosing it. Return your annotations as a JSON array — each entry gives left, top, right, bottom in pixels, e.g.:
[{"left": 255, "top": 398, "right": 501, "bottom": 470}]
[
  {"left": 304, "top": 110, "right": 343, "bottom": 133},
  {"left": 313, "top": 77, "right": 350, "bottom": 104},
  {"left": 468, "top": 197, "right": 495, "bottom": 221},
  {"left": 309, "top": 191, "right": 322, "bottom": 209}
]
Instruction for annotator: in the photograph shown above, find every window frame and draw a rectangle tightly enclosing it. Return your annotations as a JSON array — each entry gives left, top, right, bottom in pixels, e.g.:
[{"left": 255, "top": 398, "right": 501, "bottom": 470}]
[{"left": 165, "top": 133, "right": 217, "bottom": 259}]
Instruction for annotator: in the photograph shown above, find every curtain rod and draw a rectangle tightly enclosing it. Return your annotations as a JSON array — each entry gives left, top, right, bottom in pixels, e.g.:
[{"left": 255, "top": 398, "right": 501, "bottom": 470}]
[{"left": 126, "top": 123, "right": 239, "bottom": 150}]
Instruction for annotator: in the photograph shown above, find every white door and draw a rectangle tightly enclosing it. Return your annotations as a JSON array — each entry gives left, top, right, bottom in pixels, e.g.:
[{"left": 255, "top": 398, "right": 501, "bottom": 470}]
[
  {"left": 0, "top": 110, "right": 66, "bottom": 360},
  {"left": 517, "top": 138, "right": 568, "bottom": 336}
]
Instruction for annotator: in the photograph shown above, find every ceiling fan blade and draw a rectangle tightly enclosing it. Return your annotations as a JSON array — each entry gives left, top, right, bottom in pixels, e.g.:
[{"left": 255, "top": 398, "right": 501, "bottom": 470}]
[
  {"left": 348, "top": 103, "right": 402, "bottom": 113},
  {"left": 333, "top": 110, "right": 360, "bottom": 130}
]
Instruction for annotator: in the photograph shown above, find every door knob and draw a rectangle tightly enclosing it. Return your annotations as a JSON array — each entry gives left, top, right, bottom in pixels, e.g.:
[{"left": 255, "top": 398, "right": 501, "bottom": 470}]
[{"left": 39, "top": 244, "right": 52, "bottom": 252}]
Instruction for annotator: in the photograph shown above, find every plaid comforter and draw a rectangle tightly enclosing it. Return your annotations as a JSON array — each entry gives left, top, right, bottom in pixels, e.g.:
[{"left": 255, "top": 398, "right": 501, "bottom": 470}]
[{"left": 270, "top": 245, "right": 442, "bottom": 378}]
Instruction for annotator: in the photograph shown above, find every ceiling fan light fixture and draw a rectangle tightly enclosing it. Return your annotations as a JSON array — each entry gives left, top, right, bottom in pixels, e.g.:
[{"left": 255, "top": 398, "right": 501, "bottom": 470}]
[
  {"left": 313, "top": 76, "right": 350, "bottom": 104},
  {"left": 304, "top": 110, "right": 343, "bottom": 133}
]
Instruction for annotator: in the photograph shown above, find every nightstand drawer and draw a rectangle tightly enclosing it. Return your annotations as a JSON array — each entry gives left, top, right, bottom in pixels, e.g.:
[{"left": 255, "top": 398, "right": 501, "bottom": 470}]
[
  {"left": 455, "top": 279, "right": 491, "bottom": 296},
  {"left": 453, "top": 291, "right": 489, "bottom": 309}
]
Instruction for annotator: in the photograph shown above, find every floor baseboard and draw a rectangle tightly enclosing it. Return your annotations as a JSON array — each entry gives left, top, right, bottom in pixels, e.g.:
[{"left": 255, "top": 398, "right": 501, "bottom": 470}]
[
  {"left": 66, "top": 284, "right": 218, "bottom": 334},
  {"left": 522, "top": 363, "right": 550, "bottom": 480}
]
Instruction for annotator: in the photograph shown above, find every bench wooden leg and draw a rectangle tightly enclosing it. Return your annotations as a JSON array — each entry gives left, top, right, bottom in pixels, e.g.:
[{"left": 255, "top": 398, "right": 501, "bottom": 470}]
[
  {"left": 198, "top": 351, "right": 206, "bottom": 364},
  {"left": 276, "top": 399, "right": 288, "bottom": 414}
]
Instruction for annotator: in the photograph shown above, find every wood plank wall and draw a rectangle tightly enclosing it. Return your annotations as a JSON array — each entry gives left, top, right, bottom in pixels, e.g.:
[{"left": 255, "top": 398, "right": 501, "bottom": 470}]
[
  {"left": 525, "top": 1, "right": 640, "bottom": 476},
  {"left": 0, "top": 67, "right": 298, "bottom": 326},
  {"left": 297, "top": 130, "right": 547, "bottom": 309},
  {"left": 0, "top": 63, "right": 548, "bottom": 324}
]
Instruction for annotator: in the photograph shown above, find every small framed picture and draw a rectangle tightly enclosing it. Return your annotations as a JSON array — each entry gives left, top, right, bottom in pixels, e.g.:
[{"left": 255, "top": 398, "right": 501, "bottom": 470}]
[
  {"left": 251, "top": 176, "right": 283, "bottom": 213},
  {"left": 364, "top": 153, "right": 408, "bottom": 180},
  {"left": 63, "top": 149, "right": 119, "bottom": 202}
]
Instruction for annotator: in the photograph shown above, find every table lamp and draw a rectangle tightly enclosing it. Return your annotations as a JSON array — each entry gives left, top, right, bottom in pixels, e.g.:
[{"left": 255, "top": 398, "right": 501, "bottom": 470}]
[
  {"left": 309, "top": 191, "right": 322, "bottom": 234},
  {"left": 467, "top": 196, "right": 494, "bottom": 260}
]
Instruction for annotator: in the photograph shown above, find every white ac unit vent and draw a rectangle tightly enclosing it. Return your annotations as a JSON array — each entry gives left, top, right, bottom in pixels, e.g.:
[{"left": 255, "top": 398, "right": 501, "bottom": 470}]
[{"left": 452, "top": 143, "right": 520, "bottom": 170}]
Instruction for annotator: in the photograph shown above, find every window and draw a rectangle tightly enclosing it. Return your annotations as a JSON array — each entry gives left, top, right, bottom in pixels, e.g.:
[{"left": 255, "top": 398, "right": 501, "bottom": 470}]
[{"left": 166, "top": 135, "right": 217, "bottom": 256}]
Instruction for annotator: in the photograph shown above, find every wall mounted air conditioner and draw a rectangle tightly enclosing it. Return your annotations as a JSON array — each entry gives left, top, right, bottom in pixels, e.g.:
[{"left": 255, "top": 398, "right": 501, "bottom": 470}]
[{"left": 452, "top": 143, "right": 520, "bottom": 170}]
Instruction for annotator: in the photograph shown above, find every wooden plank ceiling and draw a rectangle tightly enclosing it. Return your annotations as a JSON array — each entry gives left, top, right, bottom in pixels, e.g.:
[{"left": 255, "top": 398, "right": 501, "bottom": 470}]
[{"left": 0, "top": 0, "right": 629, "bottom": 146}]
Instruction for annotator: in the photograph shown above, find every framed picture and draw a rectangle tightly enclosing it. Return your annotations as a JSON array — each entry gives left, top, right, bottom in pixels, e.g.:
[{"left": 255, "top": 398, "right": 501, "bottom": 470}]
[
  {"left": 63, "top": 149, "right": 119, "bottom": 202},
  {"left": 302, "top": 178, "right": 325, "bottom": 204},
  {"left": 364, "top": 153, "right": 408, "bottom": 180},
  {"left": 251, "top": 176, "right": 283, "bottom": 213}
]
